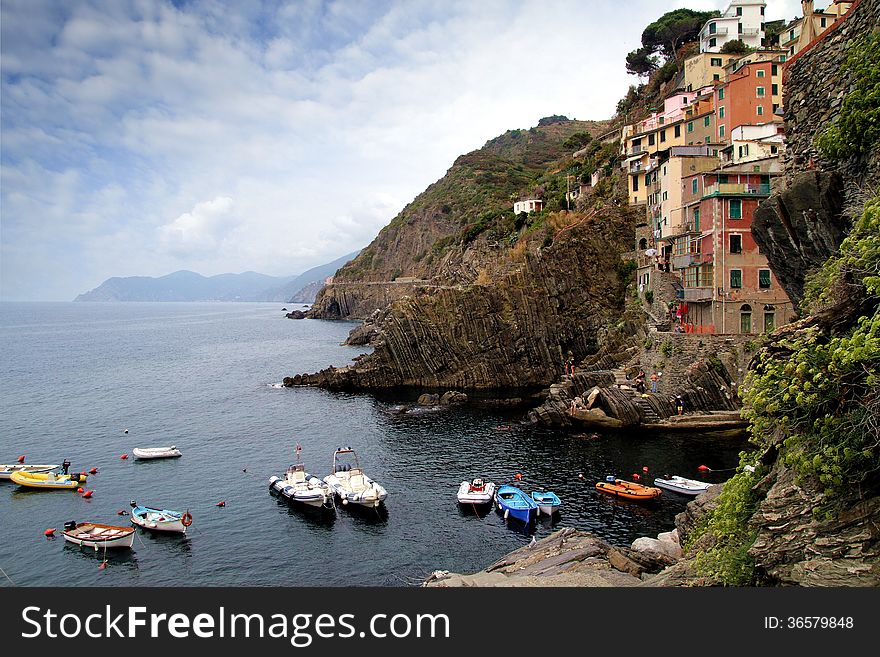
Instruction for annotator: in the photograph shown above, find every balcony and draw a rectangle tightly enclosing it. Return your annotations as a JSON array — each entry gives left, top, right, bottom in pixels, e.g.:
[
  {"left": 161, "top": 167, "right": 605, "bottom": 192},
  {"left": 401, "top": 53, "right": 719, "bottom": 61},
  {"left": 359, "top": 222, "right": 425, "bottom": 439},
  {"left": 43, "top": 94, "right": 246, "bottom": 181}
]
[
  {"left": 673, "top": 252, "right": 711, "bottom": 269},
  {"left": 628, "top": 146, "right": 646, "bottom": 157},
  {"left": 629, "top": 161, "right": 643, "bottom": 173},
  {"left": 681, "top": 287, "right": 714, "bottom": 301},
  {"left": 740, "top": 27, "right": 760, "bottom": 36},
  {"left": 705, "top": 26, "right": 729, "bottom": 37},
  {"left": 703, "top": 183, "right": 772, "bottom": 197}
]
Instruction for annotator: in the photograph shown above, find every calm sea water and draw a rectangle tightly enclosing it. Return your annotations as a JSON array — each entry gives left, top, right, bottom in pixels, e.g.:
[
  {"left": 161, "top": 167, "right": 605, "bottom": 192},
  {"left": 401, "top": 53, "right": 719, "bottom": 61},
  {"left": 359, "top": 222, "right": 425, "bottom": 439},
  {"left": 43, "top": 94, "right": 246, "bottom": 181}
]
[{"left": 0, "top": 302, "right": 746, "bottom": 587}]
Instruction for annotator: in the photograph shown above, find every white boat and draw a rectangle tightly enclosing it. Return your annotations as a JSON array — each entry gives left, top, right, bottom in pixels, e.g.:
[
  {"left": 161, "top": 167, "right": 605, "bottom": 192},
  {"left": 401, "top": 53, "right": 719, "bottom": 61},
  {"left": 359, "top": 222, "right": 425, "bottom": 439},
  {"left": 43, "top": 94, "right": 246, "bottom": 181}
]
[
  {"left": 62, "top": 522, "right": 135, "bottom": 549},
  {"left": 456, "top": 478, "right": 496, "bottom": 505},
  {"left": 132, "top": 446, "right": 182, "bottom": 460},
  {"left": 129, "top": 501, "right": 192, "bottom": 534},
  {"left": 0, "top": 464, "right": 60, "bottom": 480},
  {"left": 653, "top": 475, "right": 713, "bottom": 496},
  {"left": 269, "top": 463, "right": 332, "bottom": 508},
  {"left": 323, "top": 447, "right": 387, "bottom": 508}
]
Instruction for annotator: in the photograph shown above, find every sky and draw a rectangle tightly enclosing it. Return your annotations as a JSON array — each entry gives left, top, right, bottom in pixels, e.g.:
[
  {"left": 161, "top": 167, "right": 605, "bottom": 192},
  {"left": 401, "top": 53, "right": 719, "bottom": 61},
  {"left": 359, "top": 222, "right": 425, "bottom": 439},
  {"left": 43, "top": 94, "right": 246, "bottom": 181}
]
[{"left": 1, "top": 0, "right": 803, "bottom": 301}]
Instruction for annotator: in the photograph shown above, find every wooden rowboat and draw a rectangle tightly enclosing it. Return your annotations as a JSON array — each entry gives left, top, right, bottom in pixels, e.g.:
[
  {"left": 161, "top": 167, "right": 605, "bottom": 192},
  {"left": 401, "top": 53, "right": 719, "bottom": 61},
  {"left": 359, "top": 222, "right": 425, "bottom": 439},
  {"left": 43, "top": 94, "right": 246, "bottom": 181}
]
[
  {"left": 62, "top": 522, "right": 135, "bottom": 549},
  {"left": 595, "top": 477, "right": 662, "bottom": 501},
  {"left": 129, "top": 502, "right": 192, "bottom": 534}
]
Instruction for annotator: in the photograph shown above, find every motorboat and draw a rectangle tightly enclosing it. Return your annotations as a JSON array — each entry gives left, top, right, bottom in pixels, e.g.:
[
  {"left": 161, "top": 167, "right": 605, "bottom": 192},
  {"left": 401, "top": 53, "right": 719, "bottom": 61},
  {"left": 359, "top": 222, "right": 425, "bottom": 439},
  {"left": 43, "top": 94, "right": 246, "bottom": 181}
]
[
  {"left": 653, "top": 475, "right": 712, "bottom": 496},
  {"left": 456, "top": 478, "right": 496, "bottom": 506},
  {"left": 62, "top": 522, "right": 135, "bottom": 549},
  {"left": 132, "top": 446, "right": 182, "bottom": 460},
  {"left": 323, "top": 447, "right": 387, "bottom": 508},
  {"left": 494, "top": 484, "right": 538, "bottom": 523},
  {"left": 595, "top": 476, "right": 662, "bottom": 501},
  {"left": 129, "top": 501, "right": 192, "bottom": 534},
  {"left": 531, "top": 490, "right": 562, "bottom": 516},
  {"left": 269, "top": 463, "right": 332, "bottom": 508},
  {"left": 0, "top": 464, "right": 60, "bottom": 480},
  {"left": 9, "top": 470, "right": 87, "bottom": 490}
]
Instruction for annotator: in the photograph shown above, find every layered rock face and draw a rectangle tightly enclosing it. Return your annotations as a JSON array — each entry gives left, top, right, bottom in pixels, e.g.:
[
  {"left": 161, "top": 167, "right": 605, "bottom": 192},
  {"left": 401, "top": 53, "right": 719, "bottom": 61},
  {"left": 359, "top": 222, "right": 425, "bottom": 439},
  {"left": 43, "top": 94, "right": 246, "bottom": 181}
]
[{"left": 289, "top": 208, "right": 637, "bottom": 390}]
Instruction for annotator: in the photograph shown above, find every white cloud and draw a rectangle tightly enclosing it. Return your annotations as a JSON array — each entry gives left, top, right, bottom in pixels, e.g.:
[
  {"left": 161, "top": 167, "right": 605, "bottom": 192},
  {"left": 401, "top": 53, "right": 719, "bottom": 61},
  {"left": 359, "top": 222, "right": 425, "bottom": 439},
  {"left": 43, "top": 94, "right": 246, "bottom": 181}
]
[{"left": 158, "top": 196, "right": 236, "bottom": 255}]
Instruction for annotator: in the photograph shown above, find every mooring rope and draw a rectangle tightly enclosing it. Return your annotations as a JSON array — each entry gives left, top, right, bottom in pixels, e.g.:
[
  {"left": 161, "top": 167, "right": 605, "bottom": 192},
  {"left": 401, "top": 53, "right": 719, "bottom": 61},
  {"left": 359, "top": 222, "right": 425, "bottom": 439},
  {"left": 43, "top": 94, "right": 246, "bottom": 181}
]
[{"left": 0, "top": 565, "right": 17, "bottom": 586}]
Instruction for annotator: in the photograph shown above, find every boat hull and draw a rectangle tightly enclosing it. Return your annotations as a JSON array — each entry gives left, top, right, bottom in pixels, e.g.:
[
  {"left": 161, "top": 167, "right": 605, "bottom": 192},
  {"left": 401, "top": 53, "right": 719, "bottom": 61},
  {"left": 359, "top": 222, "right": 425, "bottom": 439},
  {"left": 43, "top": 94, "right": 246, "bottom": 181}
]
[
  {"left": 269, "top": 474, "right": 331, "bottom": 508},
  {"left": 62, "top": 524, "right": 135, "bottom": 549},
  {"left": 653, "top": 476, "right": 712, "bottom": 496},
  {"left": 495, "top": 485, "right": 538, "bottom": 523},
  {"left": 456, "top": 481, "right": 496, "bottom": 506},
  {"left": 10, "top": 471, "right": 86, "bottom": 490},
  {"left": 531, "top": 492, "right": 561, "bottom": 516},
  {"left": 132, "top": 447, "right": 182, "bottom": 460},
  {"left": 595, "top": 480, "right": 662, "bottom": 501},
  {"left": 323, "top": 474, "right": 387, "bottom": 508},
  {"left": 0, "top": 465, "right": 59, "bottom": 480},
  {"left": 130, "top": 506, "right": 189, "bottom": 534}
]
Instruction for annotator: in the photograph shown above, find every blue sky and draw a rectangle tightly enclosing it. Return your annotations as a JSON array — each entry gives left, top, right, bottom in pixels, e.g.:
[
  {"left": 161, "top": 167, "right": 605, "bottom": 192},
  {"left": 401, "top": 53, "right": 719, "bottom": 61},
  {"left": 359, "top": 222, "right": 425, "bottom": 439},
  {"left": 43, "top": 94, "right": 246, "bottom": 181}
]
[{"left": 1, "top": 0, "right": 801, "bottom": 301}]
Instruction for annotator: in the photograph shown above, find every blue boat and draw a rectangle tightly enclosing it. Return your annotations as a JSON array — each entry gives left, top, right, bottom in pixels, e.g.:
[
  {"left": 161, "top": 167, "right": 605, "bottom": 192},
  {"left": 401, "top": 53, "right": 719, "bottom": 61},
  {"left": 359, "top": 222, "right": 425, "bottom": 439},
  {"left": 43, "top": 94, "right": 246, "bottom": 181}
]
[
  {"left": 494, "top": 485, "right": 538, "bottom": 523},
  {"left": 531, "top": 490, "right": 562, "bottom": 516}
]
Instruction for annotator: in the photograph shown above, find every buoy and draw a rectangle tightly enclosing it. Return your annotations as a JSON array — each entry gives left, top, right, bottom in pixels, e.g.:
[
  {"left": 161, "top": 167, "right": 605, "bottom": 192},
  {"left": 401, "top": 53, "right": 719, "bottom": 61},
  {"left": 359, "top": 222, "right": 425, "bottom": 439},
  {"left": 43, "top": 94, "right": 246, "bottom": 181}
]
[
  {"left": 632, "top": 473, "right": 641, "bottom": 480},
  {"left": 98, "top": 561, "right": 107, "bottom": 570},
  {"left": 44, "top": 528, "right": 55, "bottom": 537},
  {"left": 77, "top": 487, "right": 84, "bottom": 493},
  {"left": 515, "top": 472, "right": 523, "bottom": 481},
  {"left": 89, "top": 467, "right": 97, "bottom": 474},
  {"left": 642, "top": 466, "right": 649, "bottom": 473},
  {"left": 17, "top": 455, "right": 25, "bottom": 463},
  {"left": 117, "top": 510, "right": 127, "bottom": 515},
  {"left": 82, "top": 490, "right": 93, "bottom": 498},
  {"left": 124, "top": 429, "right": 128, "bottom": 434},
  {"left": 120, "top": 454, "right": 128, "bottom": 460},
  {"left": 698, "top": 464, "right": 710, "bottom": 471},
  {"left": 578, "top": 473, "right": 584, "bottom": 479},
  {"left": 216, "top": 501, "right": 226, "bottom": 507}
]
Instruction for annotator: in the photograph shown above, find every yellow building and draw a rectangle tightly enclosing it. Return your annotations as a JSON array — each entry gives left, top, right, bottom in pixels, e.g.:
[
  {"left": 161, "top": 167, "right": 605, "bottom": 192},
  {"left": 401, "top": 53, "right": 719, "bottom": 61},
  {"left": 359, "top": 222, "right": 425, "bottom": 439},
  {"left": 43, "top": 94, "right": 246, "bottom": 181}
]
[{"left": 682, "top": 52, "right": 737, "bottom": 91}]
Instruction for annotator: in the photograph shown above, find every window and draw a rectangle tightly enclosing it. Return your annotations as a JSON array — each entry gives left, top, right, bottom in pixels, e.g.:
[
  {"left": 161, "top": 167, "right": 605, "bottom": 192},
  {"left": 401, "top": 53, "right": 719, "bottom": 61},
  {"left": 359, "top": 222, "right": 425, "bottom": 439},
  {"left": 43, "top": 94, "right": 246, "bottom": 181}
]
[
  {"left": 719, "top": 174, "right": 729, "bottom": 184},
  {"left": 736, "top": 7, "right": 742, "bottom": 16},
  {"left": 719, "top": 87, "right": 725, "bottom": 100},
  {"left": 711, "top": 57, "right": 722, "bottom": 66},
  {"left": 757, "top": 105, "right": 764, "bottom": 116},
  {"left": 719, "top": 106, "right": 726, "bottom": 119},
  {"left": 692, "top": 179, "right": 698, "bottom": 194},
  {"left": 771, "top": 145, "right": 778, "bottom": 154},
  {"left": 709, "top": 37, "right": 717, "bottom": 48},
  {"left": 648, "top": 133, "right": 655, "bottom": 146},
  {"left": 741, "top": 310, "right": 752, "bottom": 333},
  {"left": 694, "top": 208, "right": 700, "bottom": 231},
  {"left": 713, "top": 73, "right": 720, "bottom": 81},
  {"left": 757, "top": 86, "right": 765, "bottom": 97},
  {"left": 772, "top": 83, "right": 778, "bottom": 95},
  {"left": 719, "top": 124, "right": 726, "bottom": 138},
  {"left": 821, "top": 17, "right": 827, "bottom": 27},
  {"left": 688, "top": 121, "right": 694, "bottom": 133},
  {"left": 674, "top": 124, "right": 681, "bottom": 138},
  {"left": 779, "top": 54, "right": 787, "bottom": 62},
  {"left": 764, "top": 312, "right": 775, "bottom": 332},
  {"left": 729, "top": 198, "right": 742, "bottom": 218},
  {"left": 759, "top": 269, "right": 771, "bottom": 289},
  {"left": 730, "top": 269, "right": 743, "bottom": 289},
  {"left": 632, "top": 176, "right": 639, "bottom": 192},
  {"left": 662, "top": 191, "right": 668, "bottom": 201},
  {"left": 789, "top": 29, "right": 795, "bottom": 40},
  {"left": 709, "top": 22, "right": 717, "bottom": 34},
  {"left": 757, "top": 70, "right": 765, "bottom": 78},
  {"left": 660, "top": 129, "right": 666, "bottom": 143},
  {"left": 772, "top": 64, "right": 778, "bottom": 75},
  {"left": 761, "top": 6, "right": 765, "bottom": 14},
  {"left": 704, "top": 116, "right": 711, "bottom": 127},
  {"left": 730, "top": 234, "right": 742, "bottom": 253}
]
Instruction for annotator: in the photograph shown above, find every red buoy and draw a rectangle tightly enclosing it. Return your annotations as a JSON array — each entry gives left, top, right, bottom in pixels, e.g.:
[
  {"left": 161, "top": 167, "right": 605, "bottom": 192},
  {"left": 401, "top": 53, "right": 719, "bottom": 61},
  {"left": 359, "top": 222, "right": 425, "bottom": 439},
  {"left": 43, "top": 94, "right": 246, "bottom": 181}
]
[
  {"left": 17, "top": 455, "right": 25, "bottom": 463},
  {"left": 77, "top": 487, "right": 84, "bottom": 493},
  {"left": 642, "top": 466, "right": 649, "bottom": 473},
  {"left": 120, "top": 454, "right": 128, "bottom": 460},
  {"left": 44, "top": 528, "right": 55, "bottom": 537},
  {"left": 89, "top": 467, "right": 97, "bottom": 474},
  {"left": 632, "top": 473, "right": 641, "bottom": 480},
  {"left": 98, "top": 561, "right": 107, "bottom": 570},
  {"left": 515, "top": 472, "right": 523, "bottom": 481},
  {"left": 82, "top": 490, "right": 93, "bottom": 498},
  {"left": 216, "top": 501, "right": 226, "bottom": 507},
  {"left": 117, "top": 509, "right": 127, "bottom": 515},
  {"left": 697, "top": 464, "right": 710, "bottom": 472}
]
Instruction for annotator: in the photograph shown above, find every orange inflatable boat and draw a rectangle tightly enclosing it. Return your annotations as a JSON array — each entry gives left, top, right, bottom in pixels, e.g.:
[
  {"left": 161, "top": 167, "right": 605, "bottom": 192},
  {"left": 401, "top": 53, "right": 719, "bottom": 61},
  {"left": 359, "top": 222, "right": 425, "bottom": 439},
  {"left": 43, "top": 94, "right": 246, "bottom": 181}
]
[{"left": 595, "top": 477, "right": 662, "bottom": 501}]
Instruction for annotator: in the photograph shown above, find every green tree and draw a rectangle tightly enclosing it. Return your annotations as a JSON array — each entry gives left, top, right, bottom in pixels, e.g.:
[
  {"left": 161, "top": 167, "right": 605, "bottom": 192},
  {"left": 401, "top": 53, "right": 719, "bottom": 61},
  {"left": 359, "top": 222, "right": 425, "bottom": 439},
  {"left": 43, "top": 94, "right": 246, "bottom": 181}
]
[
  {"left": 626, "top": 47, "right": 659, "bottom": 77},
  {"left": 720, "top": 39, "right": 750, "bottom": 55},
  {"left": 641, "top": 8, "right": 720, "bottom": 61}
]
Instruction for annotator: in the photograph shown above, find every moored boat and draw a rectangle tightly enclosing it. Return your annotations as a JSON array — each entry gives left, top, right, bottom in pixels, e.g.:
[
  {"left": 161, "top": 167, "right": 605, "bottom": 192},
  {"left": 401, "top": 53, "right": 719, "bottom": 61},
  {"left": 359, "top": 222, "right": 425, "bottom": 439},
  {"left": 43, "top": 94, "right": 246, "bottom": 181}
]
[
  {"left": 595, "top": 476, "right": 662, "bottom": 501},
  {"left": 62, "top": 522, "right": 135, "bottom": 549},
  {"left": 531, "top": 490, "right": 562, "bottom": 516},
  {"left": 653, "top": 474, "right": 712, "bottom": 496},
  {"left": 129, "top": 501, "right": 192, "bottom": 534},
  {"left": 0, "top": 464, "right": 60, "bottom": 480},
  {"left": 323, "top": 447, "right": 387, "bottom": 508},
  {"left": 456, "top": 478, "right": 496, "bottom": 506},
  {"left": 132, "top": 446, "right": 182, "bottom": 460},
  {"left": 269, "top": 463, "right": 332, "bottom": 508},
  {"left": 494, "top": 484, "right": 538, "bottom": 523},
  {"left": 10, "top": 470, "right": 87, "bottom": 490}
]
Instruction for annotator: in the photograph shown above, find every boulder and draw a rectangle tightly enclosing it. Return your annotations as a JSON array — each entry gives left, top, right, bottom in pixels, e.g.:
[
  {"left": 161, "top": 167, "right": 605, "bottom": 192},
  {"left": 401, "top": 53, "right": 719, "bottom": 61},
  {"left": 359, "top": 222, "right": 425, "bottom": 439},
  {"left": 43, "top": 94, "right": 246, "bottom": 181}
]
[
  {"left": 439, "top": 391, "right": 468, "bottom": 406},
  {"left": 417, "top": 393, "right": 440, "bottom": 406}
]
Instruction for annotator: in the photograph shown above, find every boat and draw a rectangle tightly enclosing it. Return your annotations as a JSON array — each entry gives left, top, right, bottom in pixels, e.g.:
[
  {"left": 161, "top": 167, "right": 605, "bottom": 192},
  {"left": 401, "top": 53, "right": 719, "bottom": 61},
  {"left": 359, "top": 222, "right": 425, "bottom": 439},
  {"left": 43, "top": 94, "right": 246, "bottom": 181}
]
[
  {"left": 531, "top": 490, "right": 562, "bottom": 516},
  {"left": 9, "top": 470, "right": 87, "bottom": 490},
  {"left": 595, "top": 476, "right": 662, "bottom": 501},
  {"left": 653, "top": 474, "right": 712, "bottom": 496},
  {"left": 323, "top": 447, "right": 387, "bottom": 508},
  {"left": 494, "top": 484, "right": 538, "bottom": 523},
  {"left": 129, "top": 501, "right": 193, "bottom": 534},
  {"left": 269, "top": 463, "right": 332, "bottom": 508},
  {"left": 456, "top": 478, "right": 496, "bottom": 506},
  {"left": 0, "top": 464, "right": 60, "bottom": 480},
  {"left": 61, "top": 521, "right": 135, "bottom": 549},
  {"left": 132, "top": 446, "right": 182, "bottom": 460}
]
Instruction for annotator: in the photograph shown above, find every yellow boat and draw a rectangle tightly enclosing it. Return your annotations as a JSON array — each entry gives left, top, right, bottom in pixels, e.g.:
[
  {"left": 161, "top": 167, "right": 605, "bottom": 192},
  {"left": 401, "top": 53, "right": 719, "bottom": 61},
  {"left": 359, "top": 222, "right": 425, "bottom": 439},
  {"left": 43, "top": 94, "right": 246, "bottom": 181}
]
[{"left": 10, "top": 470, "right": 87, "bottom": 490}]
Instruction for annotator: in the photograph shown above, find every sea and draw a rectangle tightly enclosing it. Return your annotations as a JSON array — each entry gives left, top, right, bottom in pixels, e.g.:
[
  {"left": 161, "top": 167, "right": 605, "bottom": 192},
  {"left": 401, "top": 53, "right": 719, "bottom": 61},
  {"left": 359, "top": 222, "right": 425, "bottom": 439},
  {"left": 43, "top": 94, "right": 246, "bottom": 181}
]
[{"left": 0, "top": 302, "right": 748, "bottom": 587}]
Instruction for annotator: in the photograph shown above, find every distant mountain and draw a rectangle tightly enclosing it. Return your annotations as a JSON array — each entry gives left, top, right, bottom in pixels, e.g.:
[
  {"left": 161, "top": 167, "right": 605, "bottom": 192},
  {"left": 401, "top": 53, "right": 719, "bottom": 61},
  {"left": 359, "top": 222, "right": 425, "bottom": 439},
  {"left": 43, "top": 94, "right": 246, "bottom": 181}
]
[
  {"left": 267, "top": 250, "right": 361, "bottom": 303},
  {"left": 73, "top": 250, "right": 360, "bottom": 302}
]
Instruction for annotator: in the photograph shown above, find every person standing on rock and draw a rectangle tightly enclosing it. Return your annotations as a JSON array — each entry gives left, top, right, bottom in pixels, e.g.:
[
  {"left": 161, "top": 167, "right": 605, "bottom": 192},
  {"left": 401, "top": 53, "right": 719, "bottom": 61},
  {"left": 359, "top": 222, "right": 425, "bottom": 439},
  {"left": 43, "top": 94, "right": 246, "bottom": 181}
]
[{"left": 650, "top": 371, "right": 659, "bottom": 393}]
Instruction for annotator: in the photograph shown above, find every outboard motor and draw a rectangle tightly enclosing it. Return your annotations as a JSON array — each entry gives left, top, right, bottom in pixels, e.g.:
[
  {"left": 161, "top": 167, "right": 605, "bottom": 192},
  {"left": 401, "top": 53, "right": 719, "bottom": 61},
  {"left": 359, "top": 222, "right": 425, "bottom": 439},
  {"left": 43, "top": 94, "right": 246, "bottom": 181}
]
[
  {"left": 606, "top": 475, "right": 616, "bottom": 483},
  {"left": 130, "top": 500, "right": 137, "bottom": 508},
  {"left": 64, "top": 520, "right": 77, "bottom": 531}
]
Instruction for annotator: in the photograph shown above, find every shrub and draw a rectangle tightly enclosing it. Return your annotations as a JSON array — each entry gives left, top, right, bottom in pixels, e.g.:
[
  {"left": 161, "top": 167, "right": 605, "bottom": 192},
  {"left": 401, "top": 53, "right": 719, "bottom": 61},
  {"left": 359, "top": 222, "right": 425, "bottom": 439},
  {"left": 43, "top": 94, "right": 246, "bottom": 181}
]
[{"left": 644, "top": 290, "right": 654, "bottom": 304}]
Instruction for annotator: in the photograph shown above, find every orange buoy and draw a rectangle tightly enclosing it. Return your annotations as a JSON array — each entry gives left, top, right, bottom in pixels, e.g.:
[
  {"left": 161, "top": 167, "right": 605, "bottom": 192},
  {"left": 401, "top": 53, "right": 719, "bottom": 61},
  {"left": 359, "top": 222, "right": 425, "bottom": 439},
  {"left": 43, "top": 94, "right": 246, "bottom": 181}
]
[
  {"left": 515, "top": 472, "right": 523, "bottom": 481},
  {"left": 120, "top": 454, "right": 128, "bottom": 460},
  {"left": 77, "top": 487, "right": 84, "bottom": 493},
  {"left": 697, "top": 464, "right": 710, "bottom": 472},
  {"left": 632, "top": 473, "right": 641, "bottom": 480},
  {"left": 181, "top": 511, "right": 193, "bottom": 527},
  {"left": 82, "top": 490, "right": 93, "bottom": 498},
  {"left": 17, "top": 455, "right": 25, "bottom": 463},
  {"left": 216, "top": 501, "right": 226, "bottom": 507},
  {"left": 98, "top": 561, "right": 107, "bottom": 570},
  {"left": 642, "top": 466, "right": 649, "bottom": 473},
  {"left": 44, "top": 528, "right": 55, "bottom": 536},
  {"left": 89, "top": 467, "right": 98, "bottom": 474}
]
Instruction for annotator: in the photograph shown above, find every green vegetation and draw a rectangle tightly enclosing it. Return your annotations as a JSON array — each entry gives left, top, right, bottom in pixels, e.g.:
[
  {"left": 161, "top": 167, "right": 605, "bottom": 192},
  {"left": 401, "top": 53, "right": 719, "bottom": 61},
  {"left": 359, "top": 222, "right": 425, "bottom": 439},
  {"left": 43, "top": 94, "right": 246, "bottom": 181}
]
[
  {"left": 660, "top": 340, "right": 674, "bottom": 357},
  {"left": 816, "top": 32, "right": 880, "bottom": 161},
  {"left": 720, "top": 39, "right": 751, "bottom": 55},
  {"left": 644, "top": 290, "right": 654, "bottom": 304},
  {"left": 626, "top": 8, "right": 720, "bottom": 76}
]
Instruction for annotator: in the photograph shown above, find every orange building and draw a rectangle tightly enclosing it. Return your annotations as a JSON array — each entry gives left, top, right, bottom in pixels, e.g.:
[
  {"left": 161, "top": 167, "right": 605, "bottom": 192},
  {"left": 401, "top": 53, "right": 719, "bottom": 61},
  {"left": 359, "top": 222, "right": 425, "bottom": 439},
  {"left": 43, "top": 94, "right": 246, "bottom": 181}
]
[{"left": 714, "top": 60, "right": 779, "bottom": 143}]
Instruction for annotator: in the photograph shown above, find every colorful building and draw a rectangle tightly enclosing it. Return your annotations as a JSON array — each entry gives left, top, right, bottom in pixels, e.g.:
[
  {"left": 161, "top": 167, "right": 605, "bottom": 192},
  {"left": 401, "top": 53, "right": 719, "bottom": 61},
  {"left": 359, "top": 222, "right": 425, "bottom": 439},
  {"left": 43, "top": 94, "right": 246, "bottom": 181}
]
[
  {"left": 513, "top": 199, "right": 543, "bottom": 214},
  {"left": 699, "top": 0, "right": 767, "bottom": 53},
  {"left": 714, "top": 59, "right": 781, "bottom": 143}
]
